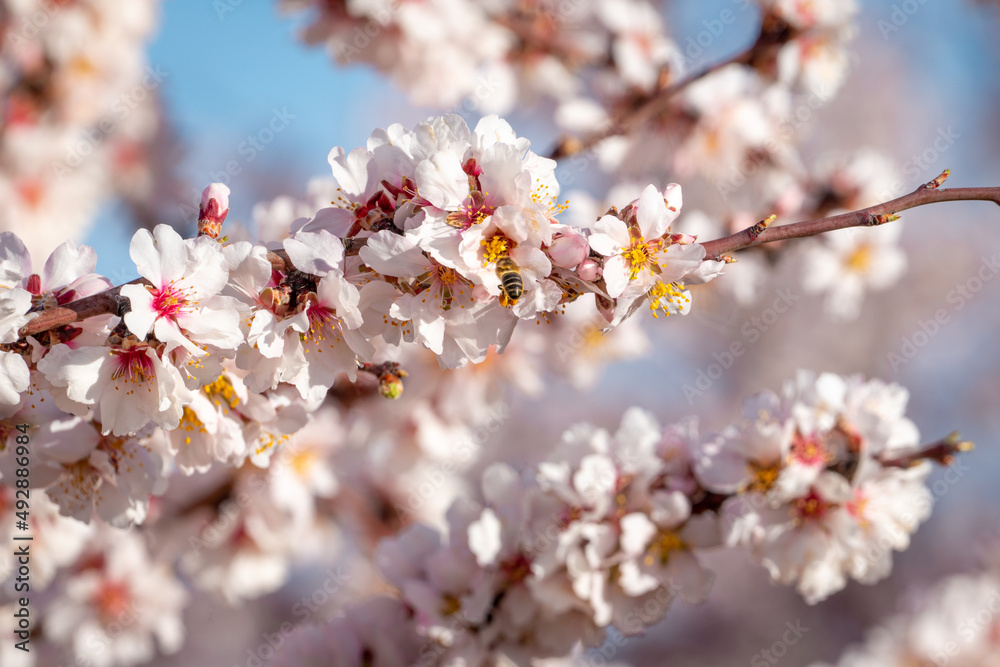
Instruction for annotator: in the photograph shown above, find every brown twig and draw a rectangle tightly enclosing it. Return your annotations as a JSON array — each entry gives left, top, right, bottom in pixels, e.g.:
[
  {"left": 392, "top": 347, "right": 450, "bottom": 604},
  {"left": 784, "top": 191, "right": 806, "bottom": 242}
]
[
  {"left": 18, "top": 281, "right": 142, "bottom": 338},
  {"left": 880, "top": 432, "right": 974, "bottom": 469},
  {"left": 16, "top": 177, "right": 1000, "bottom": 339},
  {"left": 547, "top": 46, "right": 757, "bottom": 160},
  {"left": 700, "top": 183, "right": 1000, "bottom": 260},
  {"left": 545, "top": 14, "right": 803, "bottom": 162}
]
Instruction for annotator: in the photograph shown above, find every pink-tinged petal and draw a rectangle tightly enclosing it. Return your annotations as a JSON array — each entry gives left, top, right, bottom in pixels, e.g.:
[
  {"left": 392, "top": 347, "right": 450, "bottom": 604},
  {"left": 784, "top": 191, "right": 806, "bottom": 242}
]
[
  {"left": 130, "top": 225, "right": 186, "bottom": 286},
  {"left": 98, "top": 381, "right": 150, "bottom": 436},
  {"left": 668, "top": 551, "right": 713, "bottom": 604},
  {"left": 328, "top": 145, "right": 375, "bottom": 199},
  {"left": 41, "top": 242, "right": 97, "bottom": 293},
  {"left": 200, "top": 182, "right": 230, "bottom": 213},
  {"left": 294, "top": 206, "right": 355, "bottom": 237},
  {"left": 692, "top": 432, "right": 751, "bottom": 493},
  {"left": 415, "top": 152, "right": 469, "bottom": 209},
  {"left": 59, "top": 273, "right": 112, "bottom": 302},
  {"left": 590, "top": 215, "right": 631, "bottom": 254},
  {"left": 473, "top": 115, "right": 521, "bottom": 152},
  {"left": 509, "top": 245, "right": 551, "bottom": 283},
  {"left": 602, "top": 255, "right": 630, "bottom": 298},
  {"left": 152, "top": 352, "right": 192, "bottom": 413},
  {"left": 178, "top": 304, "right": 243, "bottom": 350},
  {"left": 316, "top": 275, "right": 363, "bottom": 329},
  {"left": 120, "top": 284, "right": 157, "bottom": 339},
  {"left": 341, "top": 328, "right": 375, "bottom": 364},
  {"left": 648, "top": 490, "right": 691, "bottom": 528},
  {"left": 636, "top": 184, "right": 670, "bottom": 239},
  {"left": 247, "top": 310, "right": 283, "bottom": 357},
  {"left": 153, "top": 318, "right": 198, "bottom": 356},
  {"left": 620, "top": 512, "right": 657, "bottom": 556},
  {"left": 359, "top": 231, "right": 431, "bottom": 277},
  {"left": 491, "top": 205, "right": 529, "bottom": 244},
  {"left": 0, "top": 351, "right": 29, "bottom": 408},
  {"left": 284, "top": 230, "right": 346, "bottom": 277},
  {"left": 478, "top": 143, "right": 529, "bottom": 206},
  {"left": 511, "top": 279, "right": 561, "bottom": 319},
  {"left": 468, "top": 508, "right": 502, "bottom": 567},
  {"left": 181, "top": 236, "right": 229, "bottom": 296},
  {"left": 662, "top": 183, "right": 683, "bottom": 220},
  {"left": 0, "top": 231, "right": 31, "bottom": 288},
  {"left": 37, "top": 344, "right": 106, "bottom": 405},
  {"left": 656, "top": 242, "right": 706, "bottom": 283}
]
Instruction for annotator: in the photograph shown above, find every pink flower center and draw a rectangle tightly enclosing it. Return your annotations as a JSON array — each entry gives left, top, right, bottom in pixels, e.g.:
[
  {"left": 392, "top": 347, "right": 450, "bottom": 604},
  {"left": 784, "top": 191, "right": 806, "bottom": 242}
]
[
  {"left": 306, "top": 304, "right": 340, "bottom": 343},
  {"left": 791, "top": 432, "right": 829, "bottom": 466},
  {"left": 93, "top": 580, "right": 133, "bottom": 624},
  {"left": 151, "top": 282, "right": 192, "bottom": 320},
  {"left": 794, "top": 490, "right": 829, "bottom": 521},
  {"left": 847, "top": 490, "right": 869, "bottom": 521},
  {"left": 111, "top": 349, "right": 154, "bottom": 383}
]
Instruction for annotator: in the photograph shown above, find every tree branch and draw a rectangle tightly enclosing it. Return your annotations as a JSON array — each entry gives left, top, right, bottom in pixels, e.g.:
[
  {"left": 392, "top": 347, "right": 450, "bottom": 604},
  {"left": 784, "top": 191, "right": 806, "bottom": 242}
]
[
  {"left": 700, "top": 183, "right": 1000, "bottom": 260},
  {"left": 18, "top": 284, "right": 137, "bottom": 338},
  {"left": 547, "top": 46, "right": 755, "bottom": 160},
  {"left": 16, "top": 178, "right": 1000, "bottom": 340},
  {"left": 546, "top": 17, "right": 798, "bottom": 160}
]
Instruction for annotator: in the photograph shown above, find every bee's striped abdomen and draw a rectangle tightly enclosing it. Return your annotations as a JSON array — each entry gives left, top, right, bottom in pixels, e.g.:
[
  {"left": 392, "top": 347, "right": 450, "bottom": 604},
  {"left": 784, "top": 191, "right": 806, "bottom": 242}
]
[{"left": 495, "top": 257, "right": 523, "bottom": 302}]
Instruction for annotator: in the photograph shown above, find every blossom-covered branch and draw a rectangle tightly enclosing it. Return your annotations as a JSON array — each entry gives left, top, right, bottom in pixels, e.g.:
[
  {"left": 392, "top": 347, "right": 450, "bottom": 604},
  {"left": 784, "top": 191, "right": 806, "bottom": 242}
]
[{"left": 267, "top": 371, "right": 970, "bottom": 664}]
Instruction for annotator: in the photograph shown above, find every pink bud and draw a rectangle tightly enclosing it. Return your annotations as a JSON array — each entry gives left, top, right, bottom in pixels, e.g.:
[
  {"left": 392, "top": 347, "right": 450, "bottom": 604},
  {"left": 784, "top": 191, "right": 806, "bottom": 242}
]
[
  {"left": 577, "top": 258, "right": 601, "bottom": 282},
  {"left": 198, "top": 182, "right": 231, "bottom": 238},
  {"left": 669, "top": 233, "right": 697, "bottom": 245},
  {"left": 548, "top": 232, "right": 590, "bottom": 269}
]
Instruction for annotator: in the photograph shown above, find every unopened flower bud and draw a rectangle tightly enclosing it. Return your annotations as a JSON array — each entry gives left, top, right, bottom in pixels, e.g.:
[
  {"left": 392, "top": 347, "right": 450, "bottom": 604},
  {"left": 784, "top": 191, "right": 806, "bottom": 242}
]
[
  {"left": 379, "top": 373, "right": 404, "bottom": 399},
  {"left": 577, "top": 258, "right": 601, "bottom": 282},
  {"left": 548, "top": 232, "right": 589, "bottom": 269},
  {"left": 198, "top": 183, "right": 231, "bottom": 238}
]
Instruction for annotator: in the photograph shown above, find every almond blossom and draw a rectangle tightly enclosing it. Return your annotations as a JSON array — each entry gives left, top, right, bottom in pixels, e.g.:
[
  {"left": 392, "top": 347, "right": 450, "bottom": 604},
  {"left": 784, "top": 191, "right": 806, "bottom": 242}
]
[
  {"left": 588, "top": 184, "right": 705, "bottom": 322},
  {"left": 120, "top": 224, "right": 243, "bottom": 357},
  {"left": 43, "top": 530, "right": 187, "bottom": 667},
  {"left": 38, "top": 339, "right": 194, "bottom": 437}
]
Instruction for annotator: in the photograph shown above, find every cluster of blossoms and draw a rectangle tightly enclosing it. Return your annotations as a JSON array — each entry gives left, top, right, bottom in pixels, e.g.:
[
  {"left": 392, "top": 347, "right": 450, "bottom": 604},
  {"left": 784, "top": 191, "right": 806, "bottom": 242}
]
[
  {"left": 0, "top": 0, "right": 165, "bottom": 260},
  {"left": 816, "top": 562, "right": 1000, "bottom": 666},
  {"left": 280, "top": 0, "right": 855, "bottom": 127},
  {"left": 0, "top": 113, "right": 713, "bottom": 440},
  {"left": 558, "top": 0, "right": 858, "bottom": 179},
  {"left": 277, "top": 113, "right": 713, "bottom": 365},
  {"left": 281, "top": 0, "right": 907, "bottom": 326},
  {"left": 279, "top": 0, "right": 681, "bottom": 113},
  {"left": 0, "top": 112, "right": 717, "bottom": 666},
  {"left": 265, "top": 370, "right": 965, "bottom": 665}
]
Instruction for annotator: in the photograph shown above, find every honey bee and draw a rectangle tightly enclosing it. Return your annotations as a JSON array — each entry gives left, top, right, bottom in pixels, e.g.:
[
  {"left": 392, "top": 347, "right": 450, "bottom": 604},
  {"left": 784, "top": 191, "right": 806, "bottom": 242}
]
[{"left": 494, "top": 256, "right": 523, "bottom": 305}]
